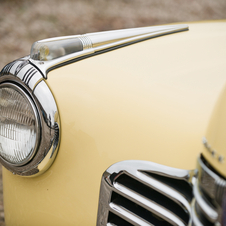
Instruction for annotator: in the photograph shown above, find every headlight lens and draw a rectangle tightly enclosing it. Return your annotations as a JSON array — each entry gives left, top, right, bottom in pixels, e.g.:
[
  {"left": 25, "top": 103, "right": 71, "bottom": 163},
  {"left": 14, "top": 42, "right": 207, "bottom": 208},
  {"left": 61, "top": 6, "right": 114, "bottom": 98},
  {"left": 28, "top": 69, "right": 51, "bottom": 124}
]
[{"left": 0, "top": 83, "right": 40, "bottom": 166}]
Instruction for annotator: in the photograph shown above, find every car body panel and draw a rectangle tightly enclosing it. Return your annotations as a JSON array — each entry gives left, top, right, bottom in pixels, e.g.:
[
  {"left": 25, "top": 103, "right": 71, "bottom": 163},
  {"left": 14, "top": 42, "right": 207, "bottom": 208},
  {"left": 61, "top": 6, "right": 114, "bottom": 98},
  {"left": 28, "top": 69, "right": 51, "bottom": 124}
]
[
  {"left": 3, "top": 21, "right": 226, "bottom": 225},
  {"left": 204, "top": 85, "right": 226, "bottom": 178}
]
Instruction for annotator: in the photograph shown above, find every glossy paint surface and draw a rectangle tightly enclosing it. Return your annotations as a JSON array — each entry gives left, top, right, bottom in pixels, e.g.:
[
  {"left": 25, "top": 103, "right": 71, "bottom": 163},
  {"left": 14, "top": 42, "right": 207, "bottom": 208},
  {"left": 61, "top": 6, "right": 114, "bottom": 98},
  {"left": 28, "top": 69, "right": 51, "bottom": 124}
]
[
  {"left": 3, "top": 21, "right": 226, "bottom": 225},
  {"left": 204, "top": 84, "right": 226, "bottom": 178}
]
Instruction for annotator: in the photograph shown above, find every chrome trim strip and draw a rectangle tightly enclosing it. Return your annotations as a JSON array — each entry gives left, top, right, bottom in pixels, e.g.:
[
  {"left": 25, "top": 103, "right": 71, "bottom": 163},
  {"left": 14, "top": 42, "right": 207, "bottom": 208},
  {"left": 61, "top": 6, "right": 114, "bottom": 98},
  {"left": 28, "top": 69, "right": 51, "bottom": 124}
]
[
  {"left": 29, "top": 24, "right": 188, "bottom": 78},
  {"left": 1, "top": 57, "right": 43, "bottom": 91},
  {"left": 136, "top": 171, "right": 191, "bottom": 212},
  {"left": 106, "top": 160, "right": 195, "bottom": 182},
  {"left": 190, "top": 200, "right": 204, "bottom": 226},
  {"left": 0, "top": 58, "right": 60, "bottom": 176},
  {"left": 113, "top": 182, "right": 186, "bottom": 226},
  {"left": 78, "top": 35, "right": 93, "bottom": 49},
  {"left": 109, "top": 202, "right": 152, "bottom": 226},
  {"left": 193, "top": 180, "right": 218, "bottom": 222}
]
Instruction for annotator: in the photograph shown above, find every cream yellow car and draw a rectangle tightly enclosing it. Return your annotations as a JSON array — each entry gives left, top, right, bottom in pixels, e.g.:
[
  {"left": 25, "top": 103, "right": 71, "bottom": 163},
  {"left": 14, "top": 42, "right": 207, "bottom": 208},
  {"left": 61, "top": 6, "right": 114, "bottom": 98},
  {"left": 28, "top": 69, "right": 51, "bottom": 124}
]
[{"left": 0, "top": 21, "right": 226, "bottom": 226}]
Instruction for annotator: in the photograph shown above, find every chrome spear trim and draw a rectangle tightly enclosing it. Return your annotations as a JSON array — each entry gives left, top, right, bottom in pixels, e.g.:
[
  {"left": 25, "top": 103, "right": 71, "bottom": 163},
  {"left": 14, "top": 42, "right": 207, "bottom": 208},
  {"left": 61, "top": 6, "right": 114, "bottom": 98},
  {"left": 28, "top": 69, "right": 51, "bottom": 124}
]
[{"left": 29, "top": 24, "right": 188, "bottom": 78}]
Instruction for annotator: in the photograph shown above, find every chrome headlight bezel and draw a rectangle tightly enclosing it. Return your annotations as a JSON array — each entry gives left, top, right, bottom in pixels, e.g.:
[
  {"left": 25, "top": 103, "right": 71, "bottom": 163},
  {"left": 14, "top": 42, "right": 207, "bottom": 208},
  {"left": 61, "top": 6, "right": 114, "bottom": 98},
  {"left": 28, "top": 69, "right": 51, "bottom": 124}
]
[{"left": 0, "top": 57, "right": 60, "bottom": 176}]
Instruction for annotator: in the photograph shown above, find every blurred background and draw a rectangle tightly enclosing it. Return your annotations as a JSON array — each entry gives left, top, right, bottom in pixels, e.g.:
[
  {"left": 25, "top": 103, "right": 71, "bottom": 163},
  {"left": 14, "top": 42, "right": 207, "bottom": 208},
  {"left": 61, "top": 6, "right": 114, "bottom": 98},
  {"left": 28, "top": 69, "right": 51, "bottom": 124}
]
[{"left": 0, "top": 0, "right": 225, "bottom": 225}]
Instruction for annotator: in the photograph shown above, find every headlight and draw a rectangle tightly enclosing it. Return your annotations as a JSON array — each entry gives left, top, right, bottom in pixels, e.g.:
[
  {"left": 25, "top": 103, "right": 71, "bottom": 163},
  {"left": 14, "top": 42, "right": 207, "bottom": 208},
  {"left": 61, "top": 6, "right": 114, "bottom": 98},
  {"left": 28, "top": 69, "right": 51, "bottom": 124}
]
[
  {"left": 0, "top": 83, "right": 40, "bottom": 166},
  {"left": 0, "top": 57, "right": 60, "bottom": 176}
]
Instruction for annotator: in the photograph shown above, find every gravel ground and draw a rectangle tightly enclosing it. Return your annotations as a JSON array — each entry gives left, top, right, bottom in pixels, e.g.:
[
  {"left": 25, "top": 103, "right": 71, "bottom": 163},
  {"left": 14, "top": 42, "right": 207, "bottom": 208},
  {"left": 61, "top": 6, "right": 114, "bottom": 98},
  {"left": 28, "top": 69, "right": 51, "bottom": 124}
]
[{"left": 0, "top": 0, "right": 226, "bottom": 225}]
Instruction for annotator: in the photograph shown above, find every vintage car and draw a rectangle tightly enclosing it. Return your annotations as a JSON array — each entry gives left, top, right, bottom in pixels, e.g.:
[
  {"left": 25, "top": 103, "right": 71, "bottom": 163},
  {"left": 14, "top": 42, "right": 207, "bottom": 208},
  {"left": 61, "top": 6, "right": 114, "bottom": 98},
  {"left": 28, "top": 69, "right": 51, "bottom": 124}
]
[{"left": 0, "top": 20, "right": 226, "bottom": 226}]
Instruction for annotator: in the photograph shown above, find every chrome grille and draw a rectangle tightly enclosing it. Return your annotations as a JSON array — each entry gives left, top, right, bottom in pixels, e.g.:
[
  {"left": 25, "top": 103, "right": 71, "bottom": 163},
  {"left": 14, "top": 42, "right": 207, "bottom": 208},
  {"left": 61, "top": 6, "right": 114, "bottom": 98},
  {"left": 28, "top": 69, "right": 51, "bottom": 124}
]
[
  {"left": 191, "top": 156, "right": 226, "bottom": 226},
  {"left": 97, "top": 157, "right": 226, "bottom": 226},
  {"left": 97, "top": 160, "right": 195, "bottom": 226}
]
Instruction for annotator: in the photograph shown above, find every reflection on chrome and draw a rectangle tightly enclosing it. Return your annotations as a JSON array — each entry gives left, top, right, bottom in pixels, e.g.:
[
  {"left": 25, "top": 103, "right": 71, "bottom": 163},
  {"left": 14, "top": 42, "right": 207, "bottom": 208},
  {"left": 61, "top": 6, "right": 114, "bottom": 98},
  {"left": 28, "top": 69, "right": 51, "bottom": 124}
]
[
  {"left": 97, "top": 156, "right": 226, "bottom": 226},
  {"left": 0, "top": 57, "right": 60, "bottom": 176},
  {"left": 29, "top": 24, "right": 189, "bottom": 78}
]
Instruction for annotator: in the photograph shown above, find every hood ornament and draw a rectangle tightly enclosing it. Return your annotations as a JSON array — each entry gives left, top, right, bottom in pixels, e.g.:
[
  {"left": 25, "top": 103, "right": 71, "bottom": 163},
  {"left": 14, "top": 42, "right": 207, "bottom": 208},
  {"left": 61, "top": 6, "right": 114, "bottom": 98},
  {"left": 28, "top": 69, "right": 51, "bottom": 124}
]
[{"left": 29, "top": 24, "right": 188, "bottom": 78}]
